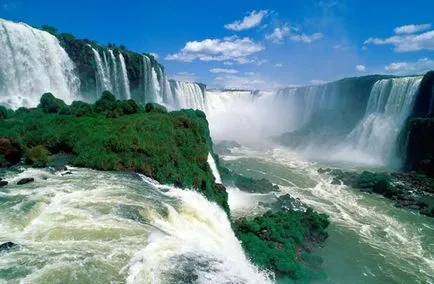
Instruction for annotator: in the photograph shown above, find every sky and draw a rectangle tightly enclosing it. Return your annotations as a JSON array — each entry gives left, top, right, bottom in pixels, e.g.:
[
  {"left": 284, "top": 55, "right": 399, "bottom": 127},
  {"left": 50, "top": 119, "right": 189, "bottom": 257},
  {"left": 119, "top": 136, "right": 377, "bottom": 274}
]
[{"left": 1, "top": 0, "right": 434, "bottom": 89}]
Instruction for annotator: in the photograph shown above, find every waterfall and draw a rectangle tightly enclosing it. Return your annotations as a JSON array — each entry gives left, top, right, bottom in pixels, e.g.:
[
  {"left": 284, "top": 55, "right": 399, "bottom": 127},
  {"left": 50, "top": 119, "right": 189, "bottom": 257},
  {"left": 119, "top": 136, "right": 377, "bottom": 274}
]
[
  {"left": 207, "top": 153, "right": 222, "bottom": 184},
  {"left": 170, "top": 81, "right": 206, "bottom": 110},
  {"left": 108, "top": 50, "right": 120, "bottom": 96},
  {"left": 0, "top": 18, "right": 80, "bottom": 108},
  {"left": 91, "top": 47, "right": 112, "bottom": 96},
  {"left": 151, "top": 67, "right": 163, "bottom": 104},
  {"left": 339, "top": 77, "right": 423, "bottom": 165},
  {"left": 118, "top": 53, "right": 131, "bottom": 100}
]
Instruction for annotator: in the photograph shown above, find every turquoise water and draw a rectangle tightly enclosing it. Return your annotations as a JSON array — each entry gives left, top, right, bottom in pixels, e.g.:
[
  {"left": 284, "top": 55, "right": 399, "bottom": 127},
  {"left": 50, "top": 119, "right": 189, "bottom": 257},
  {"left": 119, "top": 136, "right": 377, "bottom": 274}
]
[{"left": 222, "top": 146, "right": 434, "bottom": 284}]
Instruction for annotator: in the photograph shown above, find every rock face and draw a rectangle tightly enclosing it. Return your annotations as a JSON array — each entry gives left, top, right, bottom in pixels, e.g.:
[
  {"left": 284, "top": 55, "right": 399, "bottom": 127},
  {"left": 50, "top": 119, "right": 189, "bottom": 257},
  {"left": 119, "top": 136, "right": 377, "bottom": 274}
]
[
  {"left": 319, "top": 168, "right": 434, "bottom": 218},
  {"left": 17, "top": 178, "right": 35, "bottom": 185},
  {"left": 0, "top": 242, "right": 17, "bottom": 252},
  {"left": 0, "top": 137, "right": 22, "bottom": 167}
]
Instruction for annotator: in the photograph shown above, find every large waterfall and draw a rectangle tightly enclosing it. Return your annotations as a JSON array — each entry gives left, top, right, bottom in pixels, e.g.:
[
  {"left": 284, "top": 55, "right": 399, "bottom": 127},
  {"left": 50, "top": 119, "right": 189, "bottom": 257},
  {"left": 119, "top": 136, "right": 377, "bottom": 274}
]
[
  {"left": 0, "top": 19, "right": 79, "bottom": 108},
  {"left": 90, "top": 48, "right": 131, "bottom": 100},
  {"left": 170, "top": 81, "right": 206, "bottom": 110},
  {"left": 336, "top": 77, "right": 423, "bottom": 165}
]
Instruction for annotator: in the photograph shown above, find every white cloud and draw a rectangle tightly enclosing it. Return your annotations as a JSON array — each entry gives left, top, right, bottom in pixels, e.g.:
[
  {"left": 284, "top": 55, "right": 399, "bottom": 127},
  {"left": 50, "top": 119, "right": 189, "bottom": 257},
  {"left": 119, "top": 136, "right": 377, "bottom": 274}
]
[
  {"left": 394, "top": 24, "right": 431, "bottom": 34},
  {"left": 289, "top": 32, "right": 324, "bottom": 43},
  {"left": 266, "top": 25, "right": 290, "bottom": 43},
  {"left": 356, "top": 64, "right": 366, "bottom": 72},
  {"left": 2, "top": 1, "right": 20, "bottom": 11},
  {"left": 274, "top": 63, "right": 283, "bottom": 67},
  {"left": 149, "top": 52, "right": 159, "bottom": 59},
  {"left": 213, "top": 74, "right": 282, "bottom": 90},
  {"left": 223, "top": 61, "right": 234, "bottom": 66},
  {"left": 384, "top": 58, "right": 434, "bottom": 74},
  {"left": 365, "top": 24, "right": 434, "bottom": 52},
  {"left": 309, "top": 80, "right": 327, "bottom": 85},
  {"left": 166, "top": 36, "right": 264, "bottom": 63},
  {"left": 170, "top": 71, "right": 197, "bottom": 82},
  {"left": 209, "top": 68, "right": 239, "bottom": 74},
  {"left": 225, "top": 10, "right": 268, "bottom": 31},
  {"left": 245, "top": 72, "right": 255, "bottom": 76}
]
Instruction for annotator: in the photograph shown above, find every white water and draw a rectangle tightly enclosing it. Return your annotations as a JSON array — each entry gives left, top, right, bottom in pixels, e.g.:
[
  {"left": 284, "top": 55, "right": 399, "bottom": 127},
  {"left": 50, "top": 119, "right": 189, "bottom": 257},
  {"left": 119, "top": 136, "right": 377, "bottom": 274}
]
[
  {"left": 207, "top": 153, "right": 222, "bottom": 184},
  {"left": 151, "top": 68, "right": 163, "bottom": 104},
  {"left": 0, "top": 167, "right": 271, "bottom": 283},
  {"left": 0, "top": 19, "right": 79, "bottom": 108},
  {"left": 91, "top": 48, "right": 112, "bottom": 97},
  {"left": 335, "top": 77, "right": 423, "bottom": 165},
  {"left": 118, "top": 53, "right": 131, "bottom": 100},
  {"left": 108, "top": 50, "right": 120, "bottom": 96},
  {"left": 170, "top": 81, "right": 206, "bottom": 110},
  {"left": 220, "top": 146, "right": 434, "bottom": 284}
]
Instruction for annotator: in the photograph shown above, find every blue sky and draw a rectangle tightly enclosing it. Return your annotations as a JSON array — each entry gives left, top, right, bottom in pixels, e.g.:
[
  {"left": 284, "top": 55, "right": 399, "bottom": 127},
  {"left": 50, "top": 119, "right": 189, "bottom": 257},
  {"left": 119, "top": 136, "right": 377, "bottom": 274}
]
[{"left": 1, "top": 0, "right": 434, "bottom": 89}]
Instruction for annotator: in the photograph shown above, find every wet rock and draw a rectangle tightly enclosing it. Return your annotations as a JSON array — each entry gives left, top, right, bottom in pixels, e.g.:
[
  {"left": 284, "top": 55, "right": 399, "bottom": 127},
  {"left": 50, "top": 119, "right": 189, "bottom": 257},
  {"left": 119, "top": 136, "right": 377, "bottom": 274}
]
[
  {"left": 0, "top": 180, "right": 8, "bottom": 187},
  {"left": 0, "top": 137, "right": 22, "bottom": 167},
  {"left": 61, "top": 171, "right": 73, "bottom": 176},
  {"left": 17, "top": 178, "right": 34, "bottom": 185},
  {"left": 215, "top": 183, "right": 226, "bottom": 192},
  {"left": 0, "top": 242, "right": 17, "bottom": 252}
]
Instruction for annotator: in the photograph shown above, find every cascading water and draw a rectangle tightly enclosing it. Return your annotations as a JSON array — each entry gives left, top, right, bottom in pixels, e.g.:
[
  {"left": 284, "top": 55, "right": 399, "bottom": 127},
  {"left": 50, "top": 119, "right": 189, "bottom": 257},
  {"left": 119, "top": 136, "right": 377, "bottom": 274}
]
[
  {"left": 108, "top": 50, "right": 120, "bottom": 95},
  {"left": 0, "top": 167, "right": 271, "bottom": 283},
  {"left": 0, "top": 19, "right": 80, "bottom": 108},
  {"left": 170, "top": 81, "right": 206, "bottom": 110},
  {"left": 91, "top": 47, "right": 112, "bottom": 96},
  {"left": 336, "top": 77, "right": 423, "bottom": 165},
  {"left": 118, "top": 53, "right": 131, "bottom": 100},
  {"left": 207, "top": 153, "right": 222, "bottom": 184},
  {"left": 151, "top": 68, "right": 163, "bottom": 104}
]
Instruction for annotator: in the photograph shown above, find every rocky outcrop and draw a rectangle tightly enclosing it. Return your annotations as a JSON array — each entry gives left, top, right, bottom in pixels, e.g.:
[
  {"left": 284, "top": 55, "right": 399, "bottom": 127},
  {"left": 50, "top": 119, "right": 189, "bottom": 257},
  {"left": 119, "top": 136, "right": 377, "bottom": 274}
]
[
  {"left": 319, "top": 168, "right": 434, "bottom": 218},
  {"left": 0, "top": 242, "right": 17, "bottom": 252},
  {"left": 17, "top": 178, "right": 35, "bottom": 185}
]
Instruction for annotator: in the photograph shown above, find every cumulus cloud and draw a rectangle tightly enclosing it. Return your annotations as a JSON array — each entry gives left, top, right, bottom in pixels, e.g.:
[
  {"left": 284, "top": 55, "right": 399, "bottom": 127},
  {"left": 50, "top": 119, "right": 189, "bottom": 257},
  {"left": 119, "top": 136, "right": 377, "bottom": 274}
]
[
  {"left": 309, "top": 80, "right": 327, "bottom": 85},
  {"left": 2, "top": 1, "right": 20, "bottom": 11},
  {"left": 394, "top": 24, "right": 431, "bottom": 34},
  {"left": 209, "top": 68, "right": 239, "bottom": 74},
  {"left": 265, "top": 25, "right": 290, "bottom": 43},
  {"left": 223, "top": 61, "right": 234, "bottom": 66},
  {"left": 289, "top": 32, "right": 324, "bottom": 43},
  {"left": 170, "top": 72, "right": 197, "bottom": 82},
  {"left": 166, "top": 36, "right": 264, "bottom": 64},
  {"left": 225, "top": 10, "right": 269, "bottom": 31},
  {"left": 356, "top": 64, "right": 366, "bottom": 72},
  {"left": 365, "top": 24, "right": 434, "bottom": 52},
  {"left": 384, "top": 58, "right": 434, "bottom": 74},
  {"left": 213, "top": 74, "right": 282, "bottom": 90},
  {"left": 149, "top": 52, "right": 159, "bottom": 59}
]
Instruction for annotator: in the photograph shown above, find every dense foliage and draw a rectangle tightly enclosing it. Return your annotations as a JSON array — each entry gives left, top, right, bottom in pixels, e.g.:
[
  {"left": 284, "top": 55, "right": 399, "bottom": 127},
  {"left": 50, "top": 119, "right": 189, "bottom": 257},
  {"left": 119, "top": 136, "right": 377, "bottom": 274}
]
[
  {"left": 234, "top": 209, "right": 329, "bottom": 280},
  {"left": 0, "top": 94, "right": 228, "bottom": 212}
]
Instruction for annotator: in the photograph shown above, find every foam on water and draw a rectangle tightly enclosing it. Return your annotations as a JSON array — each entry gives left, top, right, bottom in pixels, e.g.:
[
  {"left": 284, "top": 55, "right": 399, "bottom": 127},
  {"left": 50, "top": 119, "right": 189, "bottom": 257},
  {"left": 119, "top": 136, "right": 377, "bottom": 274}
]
[
  {"left": 220, "top": 146, "right": 434, "bottom": 283},
  {"left": 0, "top": 167, "right": 271, "bottom": 283}
]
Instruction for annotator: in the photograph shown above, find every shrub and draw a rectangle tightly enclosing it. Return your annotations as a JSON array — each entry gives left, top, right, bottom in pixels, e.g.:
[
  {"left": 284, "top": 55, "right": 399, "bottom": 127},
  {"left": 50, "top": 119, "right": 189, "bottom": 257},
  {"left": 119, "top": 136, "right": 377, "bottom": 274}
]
[
  {"left": 38, "top": 93, "right": 67, "bottom": 113},
  {"left": 145, "top": 103, "right": 167, "bottom": 113},
  {"left": 0, "top": 106, "right": 8, "bottom": 119},
  {"left": 26, "top": 145, "right": 50, "bottom": 167}
]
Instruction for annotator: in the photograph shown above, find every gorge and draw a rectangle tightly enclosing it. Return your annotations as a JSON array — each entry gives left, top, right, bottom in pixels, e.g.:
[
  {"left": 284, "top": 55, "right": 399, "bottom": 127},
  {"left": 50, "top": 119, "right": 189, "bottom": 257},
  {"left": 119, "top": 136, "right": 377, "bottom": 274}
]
[{"left": 0, "top": 18, "right": 434, "bottom": 284}]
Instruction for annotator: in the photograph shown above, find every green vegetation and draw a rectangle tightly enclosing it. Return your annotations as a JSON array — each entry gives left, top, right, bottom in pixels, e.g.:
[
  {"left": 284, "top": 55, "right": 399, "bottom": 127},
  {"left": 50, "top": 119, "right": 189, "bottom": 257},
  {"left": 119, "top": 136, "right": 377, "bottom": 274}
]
[
  {"left": 234, "top": 209, "right": 329, "bottom": 280},
  {"left": 353, "top": 171, "right": 398, "bottom": 198},
  {"left": 0, "top": 93, "right": 228, "bottom": 213}
]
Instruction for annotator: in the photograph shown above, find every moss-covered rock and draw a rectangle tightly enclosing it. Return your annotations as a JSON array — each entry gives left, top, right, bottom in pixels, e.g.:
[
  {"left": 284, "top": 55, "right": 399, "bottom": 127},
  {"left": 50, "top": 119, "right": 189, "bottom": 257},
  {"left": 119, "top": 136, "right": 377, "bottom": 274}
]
[
  {"left": 0, "top": 94, "right": 228, "bottom": 213},
  {"left": 234, "top": 209, "right": 329, "bottom": 280}
]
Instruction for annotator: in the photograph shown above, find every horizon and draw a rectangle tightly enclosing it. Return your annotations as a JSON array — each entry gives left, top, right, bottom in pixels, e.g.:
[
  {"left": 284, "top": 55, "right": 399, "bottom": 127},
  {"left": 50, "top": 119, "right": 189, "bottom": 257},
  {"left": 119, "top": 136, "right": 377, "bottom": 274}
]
[{"left": 1, "top": 0, "right": 434, "bottom": 90}]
